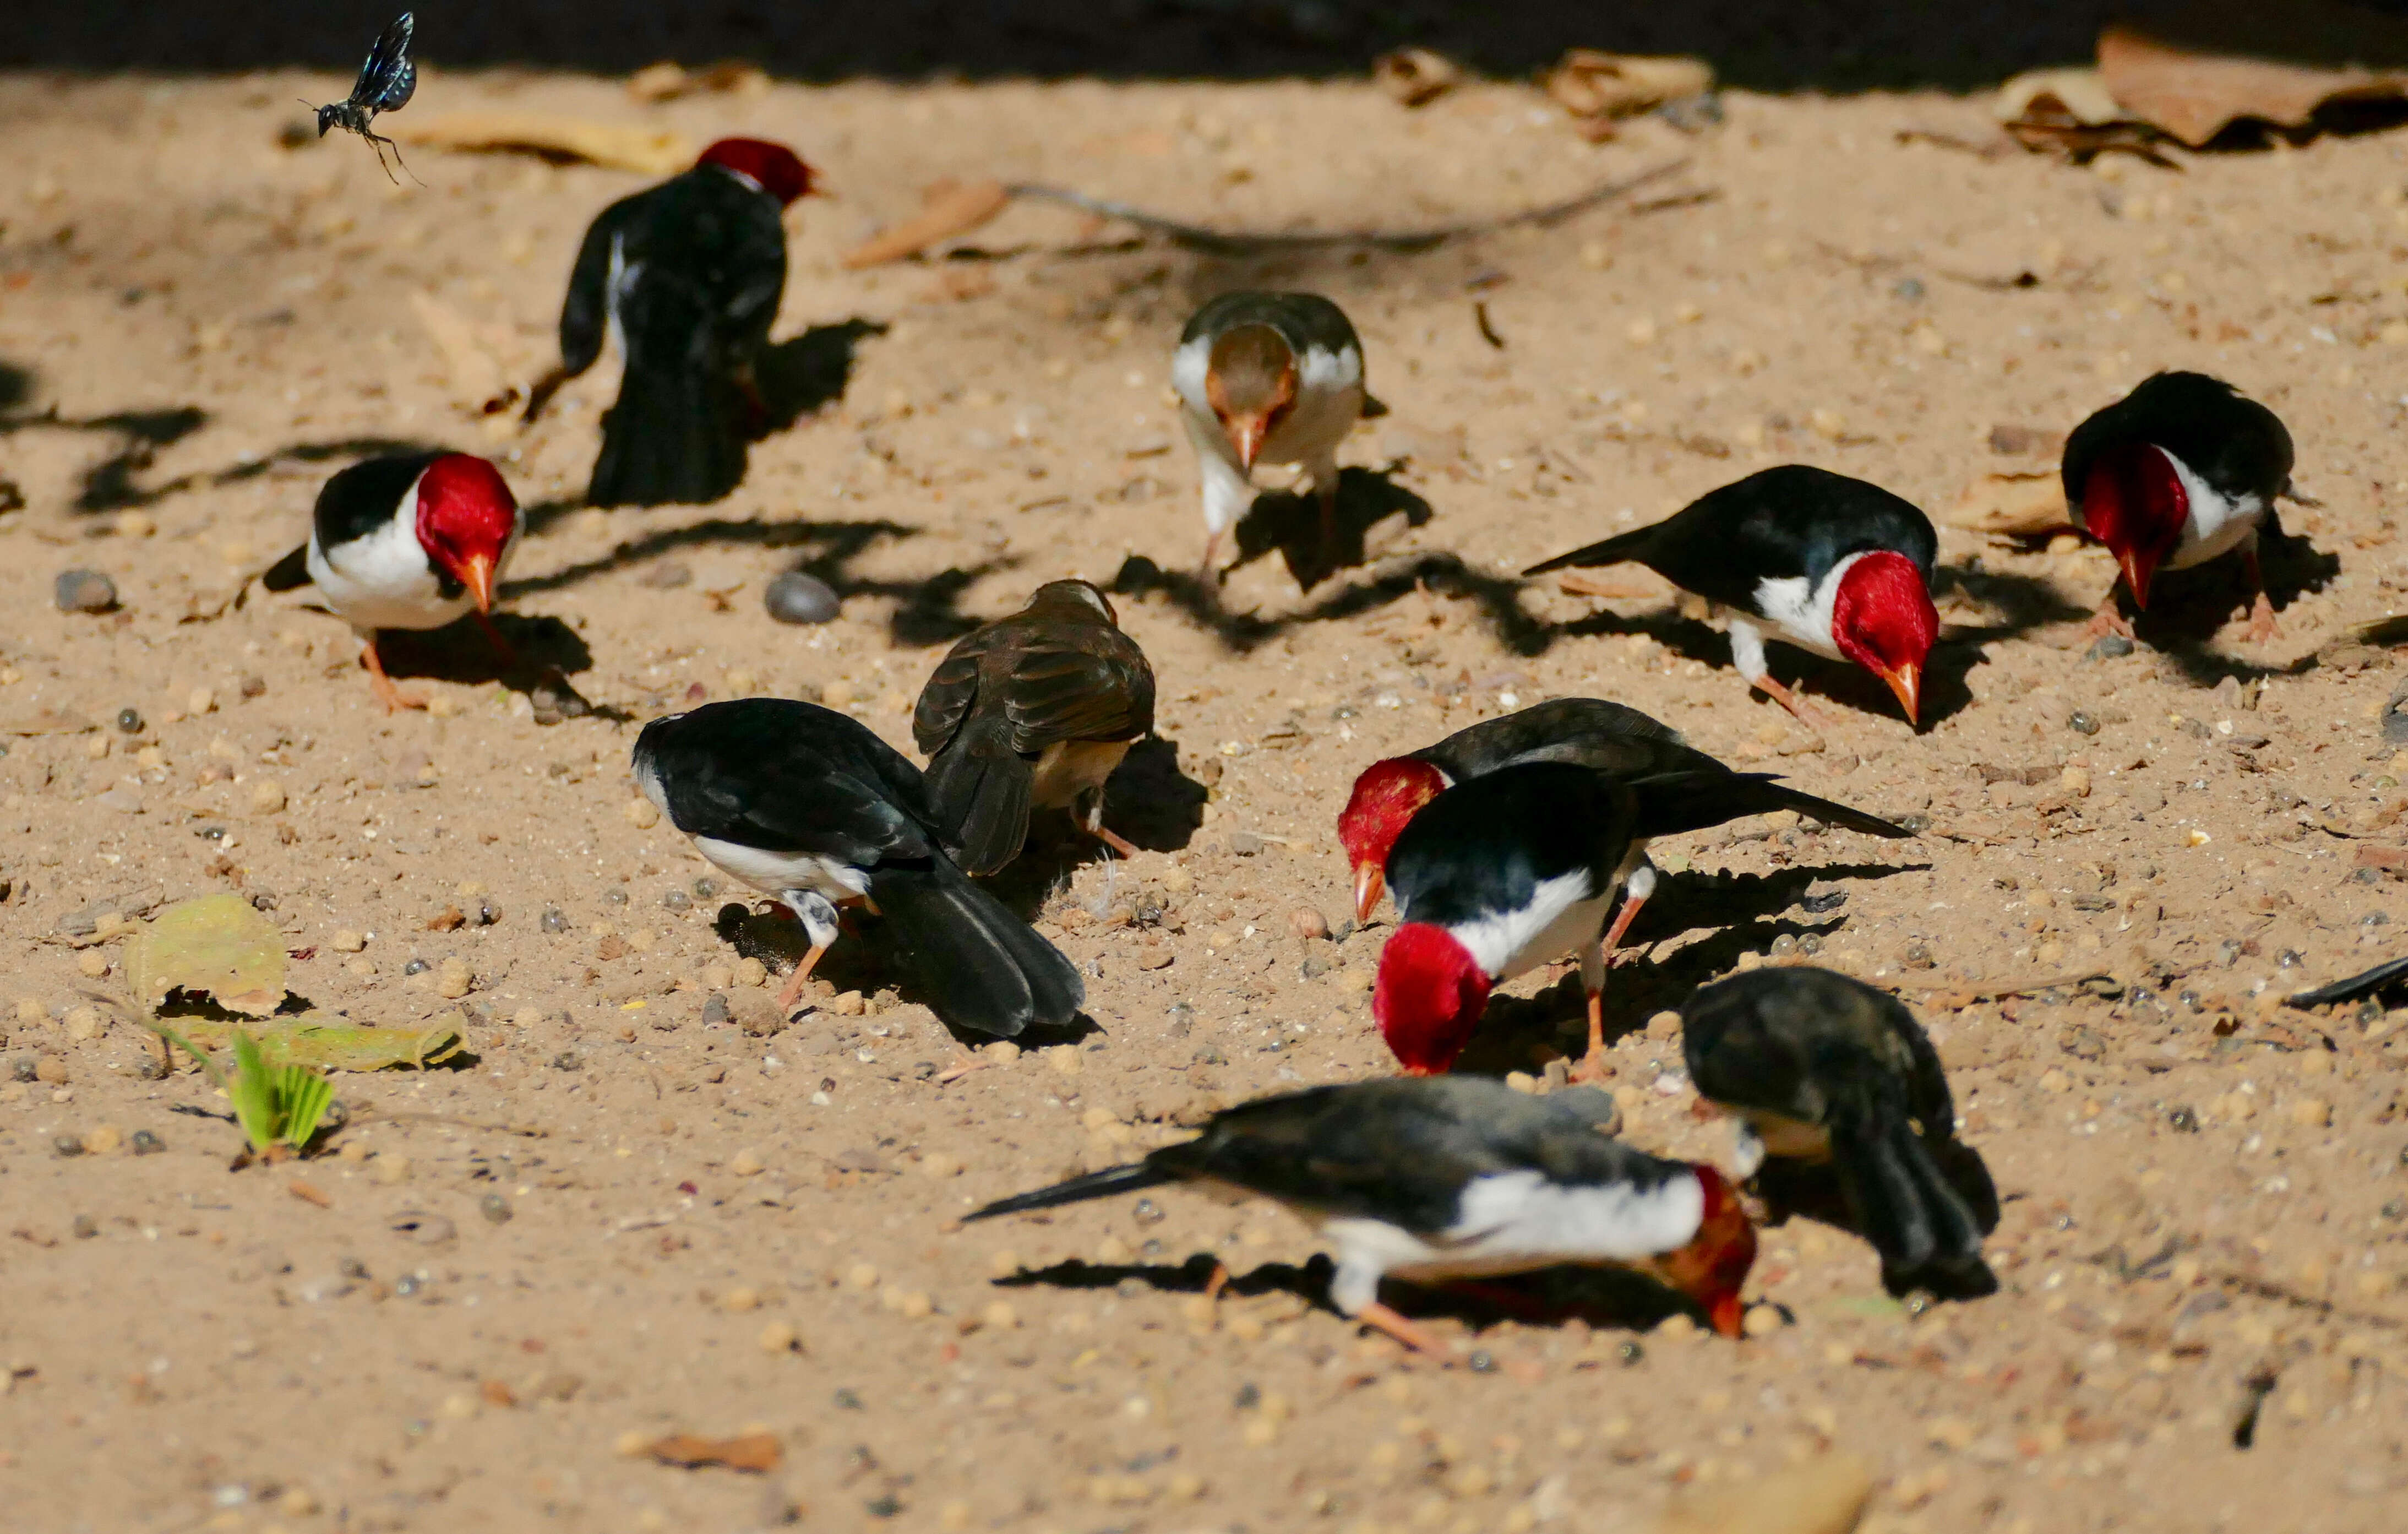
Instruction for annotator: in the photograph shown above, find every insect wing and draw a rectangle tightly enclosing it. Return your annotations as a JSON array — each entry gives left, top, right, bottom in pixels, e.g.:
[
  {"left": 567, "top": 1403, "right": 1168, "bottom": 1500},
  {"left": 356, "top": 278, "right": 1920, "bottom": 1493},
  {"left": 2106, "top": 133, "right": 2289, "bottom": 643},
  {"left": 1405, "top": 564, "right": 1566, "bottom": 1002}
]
[{"left": 353, "top": 13, "right": 417, "bottom": 114}]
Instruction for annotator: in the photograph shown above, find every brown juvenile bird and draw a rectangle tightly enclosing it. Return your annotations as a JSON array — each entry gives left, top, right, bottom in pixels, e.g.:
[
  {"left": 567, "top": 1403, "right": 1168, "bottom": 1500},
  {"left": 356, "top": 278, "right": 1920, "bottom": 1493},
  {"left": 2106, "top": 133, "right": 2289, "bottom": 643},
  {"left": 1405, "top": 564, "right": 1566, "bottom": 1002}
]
[
  {"left": 912, "top": 580, "right": 1156, "bottom": 875},
  {"left": 1173, "top": 290, "right": 1365, "bottom": 582}
]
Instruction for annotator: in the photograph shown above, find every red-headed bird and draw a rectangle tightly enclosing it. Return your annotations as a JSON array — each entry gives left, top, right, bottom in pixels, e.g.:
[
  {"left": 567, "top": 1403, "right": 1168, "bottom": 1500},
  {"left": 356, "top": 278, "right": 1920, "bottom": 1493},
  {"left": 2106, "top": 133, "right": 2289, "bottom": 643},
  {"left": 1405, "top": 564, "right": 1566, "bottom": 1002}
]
[
  {"left": 2062, "top": 371, "right": 2293, "bottom": 643},
  {"left": 535, "top": 138, "right": 818, "bottom": 508},
  {"left": 261, "top": 452, "right": 521, "bottom": 712},
  {"left": 1525, "top": 466, "right": 1937, "bottom": 729},
  {"left": 967, "top": 1076, "right": 1757, "bottom": 1348}
]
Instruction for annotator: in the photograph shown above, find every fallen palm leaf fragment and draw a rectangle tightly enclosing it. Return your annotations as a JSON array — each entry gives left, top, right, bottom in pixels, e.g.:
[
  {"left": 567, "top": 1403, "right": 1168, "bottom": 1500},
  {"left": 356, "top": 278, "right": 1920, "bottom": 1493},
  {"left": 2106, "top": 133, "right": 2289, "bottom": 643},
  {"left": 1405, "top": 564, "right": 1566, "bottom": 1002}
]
[
  {"left": 1946, "top": 471, "right": 2073, "bottom": 537},
  {"left": 171, "top": 1014, "right": 466, "bottom": 1072},
  {"left": 1657, "top": 1449, "right": 1873, "bottom": 1534},
  {"left": 1372, "top": 47, "right": 1464, "bottom": 108},
  {"left": 2100, "top": 15, "right": 2408, "bottom": 149},
  {"left": 392, "top": 112, "right": 695, "bottom": 175},
  {"left": 642, "top": 1432, "right": 782, "bottom": 1473},
  {"left": 124, "top": 893, "right": 286, "bottom": 1018},
  {"left": 1545, "top": 51, "right": 1714, "bottom": 141},
  {"left": 842, "top": 179, "right": 1013, "bottom": 268}
]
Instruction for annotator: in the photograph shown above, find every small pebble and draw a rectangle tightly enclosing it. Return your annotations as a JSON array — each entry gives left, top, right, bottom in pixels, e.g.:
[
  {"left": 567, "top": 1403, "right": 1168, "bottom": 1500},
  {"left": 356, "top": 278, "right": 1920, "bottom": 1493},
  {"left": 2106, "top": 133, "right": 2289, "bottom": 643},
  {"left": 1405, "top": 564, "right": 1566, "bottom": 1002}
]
[
  {"left": 2085, "top": 634, "right": 2135, "bottom": 662},
  {"left": 693, "top": 877, "right": 719, "bottom": 899},
  {"left": 130, "top": 1129, "right": 165, "bottom": 1155},
  {"left": 480, "top": 1193, "right": 513, "bottom": 1225},
  {"left": 2067, "top": 710, "right": 2100, "bottom": 735},
  {"left": 115, "top": 706, "right": 144, "bottom": 734},
  {"left": 662, "top": 889, "right": 690, "bottom": 912},
  {"left": 436, "top": 958, "right": 473, "bottom": 999},
  {"left": 84, "top": 1124, "right": 122, "bottom": 1154},
  {"left": 624, "top": 798, "right": 660, "bottom": 830},
  {"left": 759, "top": 1321, "right": 800, "bottom": 1353},
  {"left": 55, "top": 569, "right": 118, "bottom": 613},
  {"left": 331, "top": 929, "right": 366, "bottom": 953},
  {"left": 70, "top": 1212, "right": 99, "bottom": 1239},
  {"left": 541, "top": 907, "right": 569, "bottom": 934},
  {"left": 701, "top": 993, "right": 732, "bottom": 1026},
  {"left": 54, "top": 1133, "right": 85, "bottom": 1157},
  {"left": 764, "top": 570, "right": 842, "bottom": 625},
  {"left": 736, "top": 957, "right": 768, "bottom": 988},
  {"left": 1289, "top": 907, "right": 1331, "bottom": 941},
  {"left": 604, "top": 888, "right": 630, "bottom": 907},
  {"left": 402, "top": 958, "right": 431, "bottom": 976}
]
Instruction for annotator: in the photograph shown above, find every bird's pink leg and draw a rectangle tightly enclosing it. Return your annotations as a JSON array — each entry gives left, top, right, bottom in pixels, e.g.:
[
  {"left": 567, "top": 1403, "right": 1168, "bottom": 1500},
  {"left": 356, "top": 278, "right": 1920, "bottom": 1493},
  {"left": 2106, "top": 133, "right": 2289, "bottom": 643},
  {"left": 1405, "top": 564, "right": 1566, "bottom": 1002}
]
[
  {"left": 1199, "top": 528, "right": 1226, "bottom": 588},
  {"left": 2085, "top": 600, "right": 2137, "bottom": 641},
  {"left": 775, "top": 942, "right": 829, "bottom": 1015},
  {"left": 2241, "top": 546, "right": 2279, "bottom": 643},
  {"left": 362, "top": 638, "right": 428, "bottom": 713},
  {"left": 1354, "top": 1301, "right": 1457, "bottom": 1359},
  {"left": 1750, "top": 674, "right": 1834, "bottom": 732}
]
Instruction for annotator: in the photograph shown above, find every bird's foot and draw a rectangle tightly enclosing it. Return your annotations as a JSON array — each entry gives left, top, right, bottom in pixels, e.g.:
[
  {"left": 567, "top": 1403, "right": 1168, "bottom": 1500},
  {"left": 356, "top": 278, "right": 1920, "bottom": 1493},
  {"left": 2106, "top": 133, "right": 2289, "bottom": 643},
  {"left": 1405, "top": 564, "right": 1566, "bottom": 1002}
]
[
  {"left": 2242, "top": 592, "right": 2280, "bottom": 644},
  {"left": 1203, "top": 1261, "right": 1231, "bottom": 1304},
  {"left": 2085, "top": 607, "right": 2137, "bottom": 641},
  {"left": 1751, "top": 676, "right": 1833, "bottom": 733},
  {"left": 1354, "top": 1301, "right": 1458, "bottom": 1359},
  {"left": 775, "top": 942, "right": 830, "bottom": 1016},
  {"left": 363, "top": 641, "right": 427, "bottom": 713},
  {"left": 1565, "top": 1048, "right": 1615, "bottom": 1086},
  {"left": 1092, "top": 824, "right": 1142, "bottom": 860}
]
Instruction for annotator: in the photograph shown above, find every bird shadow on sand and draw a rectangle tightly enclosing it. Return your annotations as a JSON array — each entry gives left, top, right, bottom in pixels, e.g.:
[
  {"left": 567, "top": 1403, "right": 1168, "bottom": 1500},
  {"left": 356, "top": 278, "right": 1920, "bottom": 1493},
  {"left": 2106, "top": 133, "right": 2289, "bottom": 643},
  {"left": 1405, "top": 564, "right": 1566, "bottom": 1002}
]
[
  {"left": 1227, "top": 466, "right": 1434, "bottom": 591},
  {"left": 755, "top": 318, "right": 887, "bottom": 432},
  {"left": 707, "top": 901, "right": 1106, "bottom": 1047},
  {"left": 367, "top": 612, "right": 618, "bottom": 715},
  {"left": 994, "top": 1249, "right": 1701, "bottom": 1337},
  {"left": 1113, "top": 546, "right": 1550, "bottom": 659},
  {"left": 2114, "top": 526, "right": 2341, "bottom": 687},
  {"left": 503, "top": 513, "right": 1018, "bottom": 648},
  {"left": 976, "top": 738, "right": 1215, "bottom": 911}
]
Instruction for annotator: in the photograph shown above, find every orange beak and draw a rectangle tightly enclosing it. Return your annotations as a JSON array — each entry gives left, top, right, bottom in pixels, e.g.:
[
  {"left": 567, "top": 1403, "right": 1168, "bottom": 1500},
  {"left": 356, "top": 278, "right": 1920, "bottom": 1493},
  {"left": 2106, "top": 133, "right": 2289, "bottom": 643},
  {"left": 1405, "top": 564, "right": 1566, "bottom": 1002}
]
[
  {"left": 1709, "top": 1293, "right": 1746, "bottom": 1340},
  {"left": 1225, "top": 413, "right": 1268, "bottom": 472},
  {"left": 459, "top": 551, "right": 498, "bottom": 614},
  {"left": 1877, "top": 661, "right": 1921, "bottom": 726},
  {"left": 2117, "top": 548, "right": 2155, "bottom": 611},
  {"left": 1353, "top": 863, "right": 1385, "bottom": 926}
]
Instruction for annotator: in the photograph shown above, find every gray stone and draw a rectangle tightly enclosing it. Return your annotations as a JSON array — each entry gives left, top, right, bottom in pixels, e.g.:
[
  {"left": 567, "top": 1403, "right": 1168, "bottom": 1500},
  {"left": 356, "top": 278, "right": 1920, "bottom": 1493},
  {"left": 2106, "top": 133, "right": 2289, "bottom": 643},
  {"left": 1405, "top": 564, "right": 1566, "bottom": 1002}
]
[
  {"left": 53, "top": 569, "right": 117, "bottom": 612},
  {"left": 764, "top": 570, "right": 841, "bottom": 625}
]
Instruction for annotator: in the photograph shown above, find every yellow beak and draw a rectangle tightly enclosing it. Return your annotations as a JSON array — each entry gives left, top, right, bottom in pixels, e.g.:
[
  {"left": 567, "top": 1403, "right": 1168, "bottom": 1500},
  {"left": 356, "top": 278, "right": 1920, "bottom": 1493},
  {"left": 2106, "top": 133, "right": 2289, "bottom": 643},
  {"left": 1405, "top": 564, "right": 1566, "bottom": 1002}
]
[
  {"left": 1353, "top": 863, "right": 1385, "bottom": 926},
  {"left": 1879, "top": 661, "right": 1921, "bottom": 725},
  {"left": 460, "top": 551, "right": 497, "bottom": 614}
]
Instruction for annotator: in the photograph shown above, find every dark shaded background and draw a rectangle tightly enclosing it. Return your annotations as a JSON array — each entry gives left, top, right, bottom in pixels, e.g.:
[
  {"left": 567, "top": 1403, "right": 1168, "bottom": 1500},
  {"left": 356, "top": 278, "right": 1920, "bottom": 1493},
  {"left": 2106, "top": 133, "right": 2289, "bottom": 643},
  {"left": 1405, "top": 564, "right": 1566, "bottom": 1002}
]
[{"left": 3, "top": 3, "right": 2149, "bottom": 91}]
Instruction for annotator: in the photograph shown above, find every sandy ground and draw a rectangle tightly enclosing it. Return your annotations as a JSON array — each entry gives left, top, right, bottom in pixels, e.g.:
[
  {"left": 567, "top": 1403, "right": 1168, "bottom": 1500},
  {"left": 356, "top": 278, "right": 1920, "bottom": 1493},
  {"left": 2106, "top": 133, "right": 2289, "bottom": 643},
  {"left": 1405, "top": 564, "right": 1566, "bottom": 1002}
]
[{"left": 2, "top": 58, "right": 2408, "bottom": 1534}]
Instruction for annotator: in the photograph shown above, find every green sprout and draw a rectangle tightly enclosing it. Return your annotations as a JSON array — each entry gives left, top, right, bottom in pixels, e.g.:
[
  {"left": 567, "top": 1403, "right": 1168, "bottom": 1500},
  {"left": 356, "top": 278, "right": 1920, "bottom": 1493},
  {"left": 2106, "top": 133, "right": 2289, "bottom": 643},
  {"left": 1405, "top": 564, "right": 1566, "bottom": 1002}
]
[{"left": 149, "top": 1021, "right": 336, "bottom": 1160}]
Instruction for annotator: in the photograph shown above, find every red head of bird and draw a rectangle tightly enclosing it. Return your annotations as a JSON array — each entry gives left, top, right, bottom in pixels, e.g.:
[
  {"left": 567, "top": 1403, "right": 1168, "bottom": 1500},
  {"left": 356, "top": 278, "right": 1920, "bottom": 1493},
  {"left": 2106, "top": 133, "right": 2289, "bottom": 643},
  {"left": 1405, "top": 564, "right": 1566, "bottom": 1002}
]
[
  {"left": 697, "top": 138, "right": 819, "bottom": 206},
  {"left": 414, "top": 454, "right": 520, "bottom": 614},
  {"left": 1372, "top": 922, "right": 1493, "bottom": 1075},
  {"left": 1830, "top": 550, "right": 1938, "bottom": 725},
  {"left": 1337, "top": 757, "right": 1447, "bottom": 923},
  {"left": 1202, "top": 323, "right": 1298, "bottom": 472},
  {"left": 2077, "top": 440, "right": 2187, "bottom": 612},
  {"left": 1645, "top": 1165, "right": 1758, "bottom": 1339}
]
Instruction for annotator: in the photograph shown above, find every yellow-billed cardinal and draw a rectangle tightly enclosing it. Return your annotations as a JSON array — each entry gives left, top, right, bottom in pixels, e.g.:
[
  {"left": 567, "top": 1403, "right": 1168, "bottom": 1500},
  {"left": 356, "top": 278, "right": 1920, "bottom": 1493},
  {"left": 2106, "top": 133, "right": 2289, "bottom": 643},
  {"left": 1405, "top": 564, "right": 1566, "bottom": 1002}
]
[
  {"left": 260, "top": 452, "right": 521, "bottom": 712},
  {"left": 1525, "top": 466, "right": 1938, "bottom": 728},
  {"left": 1681, "top": 967, "right": 1998, "bottom": 1299},
  {"left": 2062, "top": 371, "right": 2294, "bottom": 643},
  {"left": 1372, "top": 761, "right": 1640, "bottom": 1079},
  {"left": 967, "top": 1076, "right": 1757, "bottom": 1349},
  {"left": 633, "top": 699, "right": 1083, "bottom": 1037},
  {"left": 1340, "top": 695, "right": 1911, "bottom": 933},
  {"left": 912, "top": 580, "right": 1156, "bottom": 875},
  {"left": 1173, "top": 290, "right": 1365, "bottom": 581},
  {"left": 533, "top": 138, "right": 818, "bottom": 508}
]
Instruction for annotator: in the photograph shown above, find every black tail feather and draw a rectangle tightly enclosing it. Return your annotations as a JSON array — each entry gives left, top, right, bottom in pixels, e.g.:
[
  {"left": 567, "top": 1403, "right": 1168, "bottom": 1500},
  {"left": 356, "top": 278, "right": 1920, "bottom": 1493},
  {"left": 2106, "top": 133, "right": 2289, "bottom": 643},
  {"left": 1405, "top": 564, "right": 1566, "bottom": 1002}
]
[
  {"left": 1632, "top": 770, "right": 1908, "bottom": 841},
  {"left": 1830, "top": 1113, "right": 1997, "bottom": 1299},
  {"left": 1522, "top": 525, "right": 1658, "bottom": 576},
  {"left": 868, "top": 857, "right": 1083, "bottom": 1038},
  {"left": 261, "top": 543, "right": 313, "bottom": 592},
  {"left": 589, "top": 358, "right": 745, "bottom": 508},
  {"left": 924, "top": 722, "right": 1035, "bottom": 877},
  {"left": 966, "top": 1161, "right": 1170, "bottom": 1222}
]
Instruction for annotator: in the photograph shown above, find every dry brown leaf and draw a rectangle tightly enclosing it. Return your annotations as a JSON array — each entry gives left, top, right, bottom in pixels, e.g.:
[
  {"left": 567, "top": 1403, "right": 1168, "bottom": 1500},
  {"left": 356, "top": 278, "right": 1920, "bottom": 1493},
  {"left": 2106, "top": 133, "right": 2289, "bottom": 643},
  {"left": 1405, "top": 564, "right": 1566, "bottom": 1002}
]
[
  {"left": 643, "top": 1432, "right": 782, "bottom": 1473},
  {"left": 286, "top": 1179, "right": 333, "bottom": 1209},
  {"left": 626, "top": 61, "right": 768, "bottom": 104},
  {"left": 1657, "top": 1451, "right": 1873, "bottom": 1534},
  {"left": 1946, "top": 471, "right": 2072, "bottom": 537},
  {"left": 123, "top": 891, "right": 286, "bottom": 1018},
  {"left": 1544, "top": 51, "right": 1714, "bottom": 123},
  {"left": 2100, "top": 13, "right": 2408, "bottom": 148},
  {"left": 1555, "top": 570, "right": 1669, "bottom": 600},
  {"left": 841, "top": 180, "right": 1013, "bottom": 269},
  {"left": 1372, "top": 47, "right": 1464, "bottom": 108},
  {"left": 393, "top": 112, "right": 696, "bottom": 175}
]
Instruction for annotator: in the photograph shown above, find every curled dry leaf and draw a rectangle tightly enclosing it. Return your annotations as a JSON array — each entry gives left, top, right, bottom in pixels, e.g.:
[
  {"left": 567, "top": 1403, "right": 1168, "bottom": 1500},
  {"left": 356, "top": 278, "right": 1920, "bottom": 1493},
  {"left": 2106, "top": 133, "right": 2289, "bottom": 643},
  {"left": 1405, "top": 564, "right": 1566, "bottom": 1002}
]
[
  {"left": 1947, "top": 471, "right": 2073, "bottom": 538},
  {"left": 643, "top": 1432, "right": 782, "bottom": 1473},
  {"left": 1544, "top": 51, "right": 1714, "bottom": 141},
  {"left": 123, "top": 892, "right": 286, "bottom": 1018},
  {"left": 1372, "top": 47, "right": 1464, "bottom": 108},
  {"left": 1655, "top": 1450, "right": 1873, "bottom": 1534},
  {"left": 1996, "top": 67, "right": 2128, "bottom": 128},
  {"left": 2099, "top": 6, "right": 2408, "bottom": 148},
  {"left": 626, "top": 60, "right": 769, "bottom": 104},
  {"left": 841, "top": 179, "right": 1013, "bottom": 269},
  {"left": 393, "top": 112, "right": 696, "bottom": 175}
]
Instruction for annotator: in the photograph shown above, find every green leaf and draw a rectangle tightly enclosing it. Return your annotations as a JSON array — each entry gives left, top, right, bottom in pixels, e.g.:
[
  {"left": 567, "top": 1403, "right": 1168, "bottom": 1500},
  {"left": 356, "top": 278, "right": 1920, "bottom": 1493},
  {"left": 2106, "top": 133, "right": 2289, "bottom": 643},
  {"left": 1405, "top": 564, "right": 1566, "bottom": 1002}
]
[
  {"left": 227, "top": 1029, "right": 280, "bottom": 1154},
  {"left": 276, "top": 1064, "right": 334, "bottom": 1149},
  {"left": 167, "top": 1011, "right": 465, "bottom": 1071}
]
